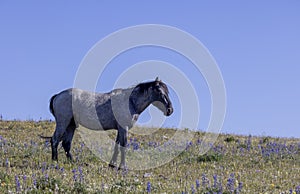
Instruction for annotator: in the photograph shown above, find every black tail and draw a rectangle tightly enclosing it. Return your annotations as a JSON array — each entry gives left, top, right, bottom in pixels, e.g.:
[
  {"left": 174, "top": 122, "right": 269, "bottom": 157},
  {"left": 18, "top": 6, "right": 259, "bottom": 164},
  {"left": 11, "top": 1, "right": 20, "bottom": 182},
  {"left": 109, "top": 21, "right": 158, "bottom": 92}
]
[
  {"left": 39, "top": 134, "right": 52, "bottom": 140},
  {"left": 49, "top": 94, "right": 58, "bottom": 116}
]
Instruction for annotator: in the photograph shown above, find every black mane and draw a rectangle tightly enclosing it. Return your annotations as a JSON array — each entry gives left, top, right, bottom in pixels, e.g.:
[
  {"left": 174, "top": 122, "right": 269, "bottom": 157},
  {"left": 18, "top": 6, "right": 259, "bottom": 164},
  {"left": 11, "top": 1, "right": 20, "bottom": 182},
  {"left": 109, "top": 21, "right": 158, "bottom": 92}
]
[{"left": 135, "top": 80, "right": 169, "bottom": 94}]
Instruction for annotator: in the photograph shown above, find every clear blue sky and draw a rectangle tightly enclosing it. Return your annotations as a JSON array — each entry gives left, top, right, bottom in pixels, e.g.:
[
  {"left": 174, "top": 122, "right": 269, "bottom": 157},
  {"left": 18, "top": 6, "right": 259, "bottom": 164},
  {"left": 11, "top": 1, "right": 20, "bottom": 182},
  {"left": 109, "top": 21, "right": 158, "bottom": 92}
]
[{"left": 0, "top": 1, "right": 299, "bottom": 137}]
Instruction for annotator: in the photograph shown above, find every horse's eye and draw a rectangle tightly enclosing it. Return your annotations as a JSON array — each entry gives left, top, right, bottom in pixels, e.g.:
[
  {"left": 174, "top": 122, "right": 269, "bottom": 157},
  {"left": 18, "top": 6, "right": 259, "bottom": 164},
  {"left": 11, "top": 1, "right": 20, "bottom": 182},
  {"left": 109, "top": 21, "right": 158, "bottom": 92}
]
[{"left": 154, "top": 85, "right": 161, "bottom": 92}]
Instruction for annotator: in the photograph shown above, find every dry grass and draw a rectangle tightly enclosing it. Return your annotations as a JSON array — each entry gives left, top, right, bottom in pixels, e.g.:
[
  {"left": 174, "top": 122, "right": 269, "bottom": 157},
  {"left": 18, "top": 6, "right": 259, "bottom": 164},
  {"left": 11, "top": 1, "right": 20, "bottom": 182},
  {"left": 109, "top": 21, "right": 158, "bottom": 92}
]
[{"left": 0, "top": 120, "right": 299, "bottom": 193}]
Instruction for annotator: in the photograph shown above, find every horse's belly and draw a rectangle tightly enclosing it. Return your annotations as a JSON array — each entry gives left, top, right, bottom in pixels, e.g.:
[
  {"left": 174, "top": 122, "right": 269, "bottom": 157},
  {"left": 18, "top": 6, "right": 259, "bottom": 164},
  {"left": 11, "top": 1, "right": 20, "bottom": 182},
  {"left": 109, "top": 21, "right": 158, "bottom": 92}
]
[
  {"left": 74, "top": 109, "right": 102, "bottom": 130},
  {"left": 73, "top": 103, "right": 117, "bottom": 130},
  {"left": 72, "top": 94, "right": 103, "bottom": 130}
]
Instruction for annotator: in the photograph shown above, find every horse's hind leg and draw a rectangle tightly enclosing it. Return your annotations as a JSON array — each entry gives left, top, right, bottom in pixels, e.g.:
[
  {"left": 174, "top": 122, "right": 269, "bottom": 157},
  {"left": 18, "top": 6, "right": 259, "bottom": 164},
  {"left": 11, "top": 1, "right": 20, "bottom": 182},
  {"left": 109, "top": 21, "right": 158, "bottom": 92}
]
[
  {"left": 62, "top": 118, "right": 76, "bottom": 160},
  {"left": 51, "top": 126, "right": 64, "bottom": 160},
  {"left": 51, "top": 121, "right": 69, "bottom": 161}
]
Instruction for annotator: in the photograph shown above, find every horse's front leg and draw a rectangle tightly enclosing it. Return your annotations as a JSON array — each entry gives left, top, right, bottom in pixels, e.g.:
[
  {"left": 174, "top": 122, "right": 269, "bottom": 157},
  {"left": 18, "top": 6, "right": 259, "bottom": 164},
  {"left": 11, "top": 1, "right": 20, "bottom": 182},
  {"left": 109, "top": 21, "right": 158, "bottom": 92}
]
[
  {"left": 118, "top": 126, "right": 128, "bottom": 170},
  {"left": 109, "top": 131, "right": 120, "bottom": 168}
]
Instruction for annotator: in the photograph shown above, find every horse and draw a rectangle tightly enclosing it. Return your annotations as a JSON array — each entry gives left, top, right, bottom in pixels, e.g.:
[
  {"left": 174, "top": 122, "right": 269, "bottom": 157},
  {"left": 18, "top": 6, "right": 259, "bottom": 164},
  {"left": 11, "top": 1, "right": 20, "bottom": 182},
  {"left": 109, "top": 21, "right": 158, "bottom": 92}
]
[{"left": 44, "top": 77, "right": 173, "bottom": 169}]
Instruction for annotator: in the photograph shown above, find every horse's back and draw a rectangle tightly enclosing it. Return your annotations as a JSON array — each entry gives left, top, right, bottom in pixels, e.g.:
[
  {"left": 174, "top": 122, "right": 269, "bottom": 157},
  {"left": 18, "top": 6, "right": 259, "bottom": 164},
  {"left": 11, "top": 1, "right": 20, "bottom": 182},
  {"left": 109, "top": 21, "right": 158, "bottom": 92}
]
[{"left": 52, "top": 88, "right": 124, "bottom": 130}]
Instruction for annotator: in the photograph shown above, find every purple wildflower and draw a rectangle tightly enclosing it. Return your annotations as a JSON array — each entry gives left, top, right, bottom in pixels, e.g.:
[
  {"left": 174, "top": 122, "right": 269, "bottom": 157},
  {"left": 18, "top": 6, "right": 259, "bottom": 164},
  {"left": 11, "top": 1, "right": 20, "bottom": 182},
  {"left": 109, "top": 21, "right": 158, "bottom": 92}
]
[
  {"left": 219, "top": 181, "right": 223, "bottom": 193},
  {"left": 41, "top": 162, "right": 46, "bottom": 173},
  {"left": 213, "top": 174, "right": 218, "bottom": 188},
  {"left": 202, "top": 173, "right": 209, "bottom": 187},
  {"left": 80, "top": 142, "right": 85, "bottom": 148},
  {"left": 44, "top": 173, "right": 49, "bottom": 183},
  {"left": 78, "top": 166, "right": 84, "bottom": 183},
  {"left": 149, "top": 141, "right": 158, "bottom": 148},
  {"left": 132, "top": 142, "right": 139, "bottom": 150},
  {"left": 185, "top": 141, "right": 193, "bottom": 150},
  {"left": 240, "top": 147, "right": 244, "bottom": 155},
  {"left": 5, "top": 158, "right": 9, "bottom": 168},
  {"left": 0, "top": 136, "right": 5, "bottom": 147},
  {"left": 247, "top": 135, "right": 252, "bottom": 151},
  {"left": 191, "top": 184, "right": 195, "bottom": 194},
  {"left": 227, "top": 173, "right": 235, "bottom": 192},
  {"left": 15, "top": 175, "right": 21, "bottom": 192},
  {"left": 32, "top": 174, "right": 37, "bottom": 188},
  {"left": 72, "top": 169, "right": 77, "bottom": 182},
  {"left": 238, "top": 182, "right": 243, "bottom": 192},
  {"left": 197, "top": 139, "right": 201, "bottom": 144},
  {"left": 146, "top": 181, "right": 151, "bottom": 193},
  {"left": 44, "top": 140, "right": 50, "bottom": 148},
  {"left": 195, "top": 179, "right": 200, "bottom": 189},
  {"left": 23, "top": 175, "right": 27, "bottom": 189}
]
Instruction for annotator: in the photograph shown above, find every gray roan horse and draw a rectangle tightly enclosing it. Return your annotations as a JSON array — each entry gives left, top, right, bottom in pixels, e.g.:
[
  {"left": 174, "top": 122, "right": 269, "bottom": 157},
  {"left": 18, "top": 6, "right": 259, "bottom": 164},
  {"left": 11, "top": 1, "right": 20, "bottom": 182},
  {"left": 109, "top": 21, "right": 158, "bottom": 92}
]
[{"left": 45, "top": 77, "right": 173, "bottom": 169}]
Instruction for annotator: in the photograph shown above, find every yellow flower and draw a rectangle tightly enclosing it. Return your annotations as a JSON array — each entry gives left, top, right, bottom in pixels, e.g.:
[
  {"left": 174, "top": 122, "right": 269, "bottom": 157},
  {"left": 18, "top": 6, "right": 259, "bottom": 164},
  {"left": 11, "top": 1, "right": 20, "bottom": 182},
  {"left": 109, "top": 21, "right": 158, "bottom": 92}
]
[
  {"left": 270, "top": 183, "right": 275, "bottom": 188},
  {"left": 235, "top": 180, "right": 239, "bottom": 187}
]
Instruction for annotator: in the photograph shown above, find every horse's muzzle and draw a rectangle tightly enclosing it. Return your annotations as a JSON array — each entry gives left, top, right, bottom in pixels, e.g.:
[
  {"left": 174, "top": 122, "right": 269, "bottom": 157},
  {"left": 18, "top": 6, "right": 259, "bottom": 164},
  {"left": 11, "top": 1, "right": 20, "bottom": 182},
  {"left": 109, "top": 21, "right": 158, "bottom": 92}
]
[{"left": 166, "top": 107, "right": 173, "bottom": 116}]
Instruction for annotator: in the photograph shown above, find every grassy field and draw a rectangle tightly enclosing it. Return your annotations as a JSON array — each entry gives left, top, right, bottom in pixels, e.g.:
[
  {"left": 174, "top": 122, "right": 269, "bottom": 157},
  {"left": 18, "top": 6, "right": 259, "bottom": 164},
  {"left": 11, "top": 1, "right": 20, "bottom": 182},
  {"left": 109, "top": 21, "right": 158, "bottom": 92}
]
[{"left": 0, "top": 120, "right": 299, "bottom": 193}]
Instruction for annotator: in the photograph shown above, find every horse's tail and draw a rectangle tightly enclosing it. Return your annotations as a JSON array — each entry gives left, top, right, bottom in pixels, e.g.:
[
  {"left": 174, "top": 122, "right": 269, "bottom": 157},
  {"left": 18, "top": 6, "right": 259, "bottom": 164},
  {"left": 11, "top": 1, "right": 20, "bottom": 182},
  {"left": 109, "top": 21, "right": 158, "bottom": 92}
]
[
  {"left": 49, "top": 94, "right": 58, "bottom": 116},
  {"left": 39, "top": 134, "right": 52, "bottom": 140}
]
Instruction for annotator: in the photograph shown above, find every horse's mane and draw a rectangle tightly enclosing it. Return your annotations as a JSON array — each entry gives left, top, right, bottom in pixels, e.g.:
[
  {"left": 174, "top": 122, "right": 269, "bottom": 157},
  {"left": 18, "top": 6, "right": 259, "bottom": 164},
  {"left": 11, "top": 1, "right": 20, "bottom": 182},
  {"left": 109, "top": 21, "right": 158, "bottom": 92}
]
[{"left": 134, "top": 80, "right": 169, "bottom": 94}]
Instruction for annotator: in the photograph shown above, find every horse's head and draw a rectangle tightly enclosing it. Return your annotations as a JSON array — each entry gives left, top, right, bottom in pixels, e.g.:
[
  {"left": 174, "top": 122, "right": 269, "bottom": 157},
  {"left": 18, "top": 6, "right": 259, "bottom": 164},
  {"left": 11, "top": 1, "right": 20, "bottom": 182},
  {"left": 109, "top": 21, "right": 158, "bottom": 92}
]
[{"left": 150, "top": 77, "right": 173, "bottom": 116}]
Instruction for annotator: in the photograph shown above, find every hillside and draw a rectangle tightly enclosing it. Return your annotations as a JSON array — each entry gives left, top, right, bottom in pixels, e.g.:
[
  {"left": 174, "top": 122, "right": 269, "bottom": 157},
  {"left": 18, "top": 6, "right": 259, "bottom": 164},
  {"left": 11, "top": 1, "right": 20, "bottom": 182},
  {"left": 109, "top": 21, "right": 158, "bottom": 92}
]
[{"left": 0, "top": 121, "right": 299, "bottom": 193}]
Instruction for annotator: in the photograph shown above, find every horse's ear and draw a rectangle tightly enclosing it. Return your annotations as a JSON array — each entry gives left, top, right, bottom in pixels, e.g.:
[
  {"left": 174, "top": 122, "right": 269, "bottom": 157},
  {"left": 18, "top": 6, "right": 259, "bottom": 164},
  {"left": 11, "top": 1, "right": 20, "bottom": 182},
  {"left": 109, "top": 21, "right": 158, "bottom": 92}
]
[{"left": 155, "top": 77, "right": 161, "bottom": 82}]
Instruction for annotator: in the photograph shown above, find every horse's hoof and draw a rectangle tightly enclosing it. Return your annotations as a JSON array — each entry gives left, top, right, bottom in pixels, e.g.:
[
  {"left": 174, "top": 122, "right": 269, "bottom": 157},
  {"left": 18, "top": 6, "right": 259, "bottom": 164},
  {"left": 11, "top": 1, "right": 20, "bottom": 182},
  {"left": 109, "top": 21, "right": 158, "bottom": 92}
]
[
  {"left": 108, "top": 163, "right": 116, "bottom": 169},
  {"left": 66, "top": 153, "right": 73, "bottom": 161},
  {"left": 118, "top": 165, "right": 128, "bottom": 171}
]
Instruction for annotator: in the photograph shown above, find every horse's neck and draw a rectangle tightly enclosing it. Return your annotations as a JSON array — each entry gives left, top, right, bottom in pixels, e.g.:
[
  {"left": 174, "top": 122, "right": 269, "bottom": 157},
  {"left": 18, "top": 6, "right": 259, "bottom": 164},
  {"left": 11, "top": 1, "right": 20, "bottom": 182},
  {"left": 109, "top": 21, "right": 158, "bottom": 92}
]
[{"left": 130, "top": 91, "right": 151, "bottom": 115}]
